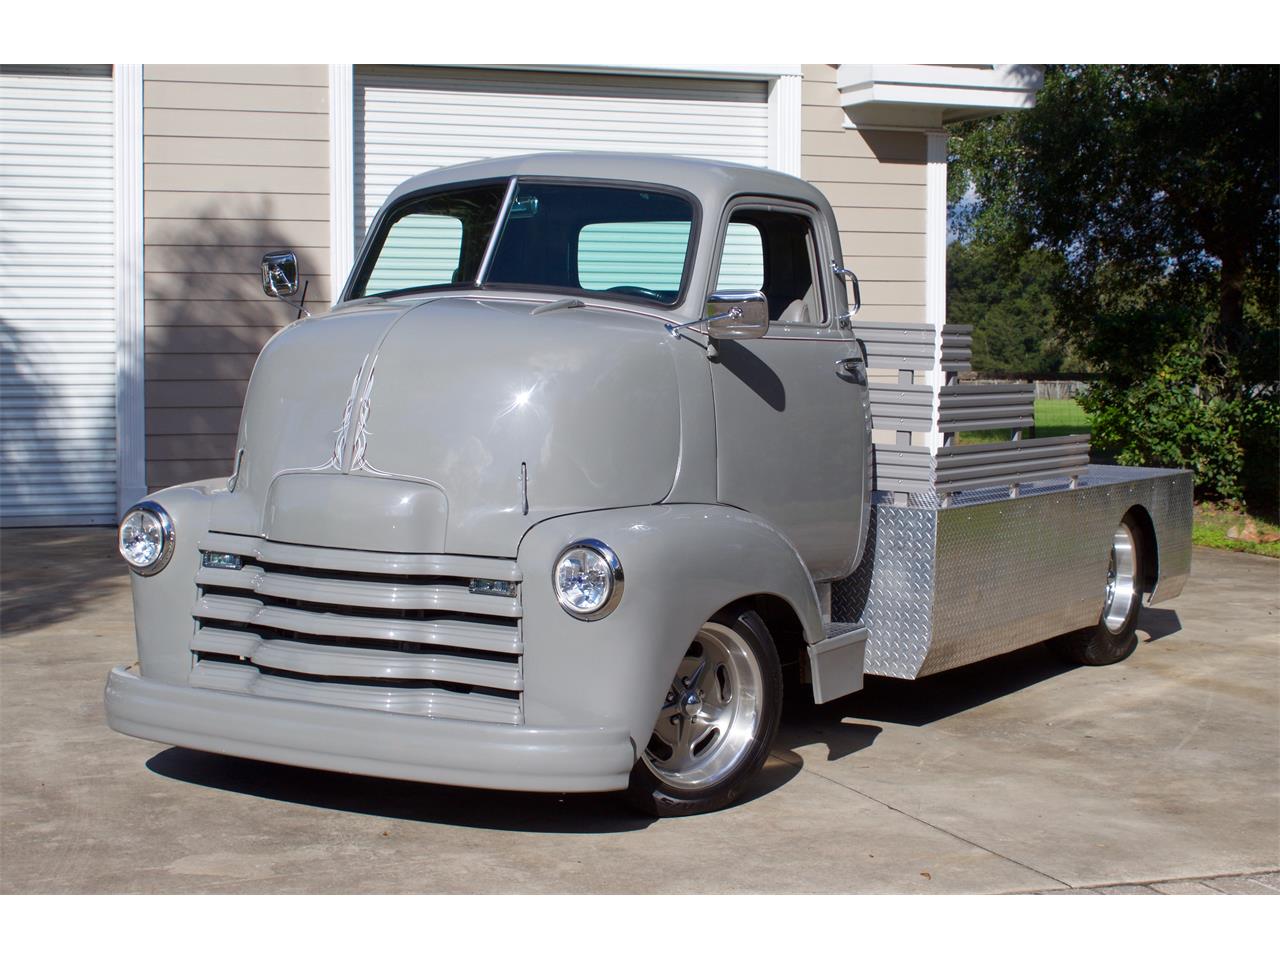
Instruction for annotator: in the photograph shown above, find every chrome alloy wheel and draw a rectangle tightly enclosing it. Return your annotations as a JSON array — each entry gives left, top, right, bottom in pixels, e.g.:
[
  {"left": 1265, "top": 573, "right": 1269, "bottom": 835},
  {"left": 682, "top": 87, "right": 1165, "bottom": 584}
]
[
  {"left": 1102, "top": 522, "right": 1138, "bottom": 632},
  {"left": 643, "top": 622, "right": 764, "bottom": 790}
]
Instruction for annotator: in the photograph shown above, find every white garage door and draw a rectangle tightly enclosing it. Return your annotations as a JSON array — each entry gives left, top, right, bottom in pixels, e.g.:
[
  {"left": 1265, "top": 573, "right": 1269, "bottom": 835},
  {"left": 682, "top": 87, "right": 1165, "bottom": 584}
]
[
  {"left": 354, "top": 66, "right": 771, "bottom": 248},
  {"left": 1, "top": 65, "right": 116, "bottom": 526}
]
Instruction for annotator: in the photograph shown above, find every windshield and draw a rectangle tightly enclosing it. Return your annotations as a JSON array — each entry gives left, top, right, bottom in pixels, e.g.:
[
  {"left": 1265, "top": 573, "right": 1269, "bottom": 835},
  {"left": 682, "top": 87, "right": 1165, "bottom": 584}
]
[{"left": 350, "top": 178, "right": 697, "bottom": 306}]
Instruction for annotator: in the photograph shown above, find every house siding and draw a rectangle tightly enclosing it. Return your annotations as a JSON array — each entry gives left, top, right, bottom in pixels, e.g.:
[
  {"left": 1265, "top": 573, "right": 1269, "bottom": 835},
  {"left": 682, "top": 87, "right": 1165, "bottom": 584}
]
[
  {"left": 142, "top": 64, "right": 330, "bottom": 490},
  {"left": 800, "top": 63, "right": 927, "bottom": 325}
]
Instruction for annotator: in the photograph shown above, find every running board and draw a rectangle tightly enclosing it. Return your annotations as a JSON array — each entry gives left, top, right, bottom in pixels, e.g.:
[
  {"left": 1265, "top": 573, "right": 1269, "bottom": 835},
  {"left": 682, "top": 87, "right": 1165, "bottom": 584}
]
[{"left": 808, "top": 622, "right": 868, "bottom": 705}]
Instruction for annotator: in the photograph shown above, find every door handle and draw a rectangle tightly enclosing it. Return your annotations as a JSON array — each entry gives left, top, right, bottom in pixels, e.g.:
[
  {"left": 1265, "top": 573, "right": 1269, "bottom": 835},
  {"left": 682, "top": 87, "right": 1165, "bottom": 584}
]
[{"left": 835, "top": 356, "right": 866, "bottom": 384}]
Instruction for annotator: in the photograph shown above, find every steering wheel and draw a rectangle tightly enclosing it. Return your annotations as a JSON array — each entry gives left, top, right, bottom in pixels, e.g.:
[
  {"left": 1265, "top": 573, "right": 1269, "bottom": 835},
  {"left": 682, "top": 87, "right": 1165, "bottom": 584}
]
[{"left": 606, "top": 285, "right": 667, "bottom": 302}]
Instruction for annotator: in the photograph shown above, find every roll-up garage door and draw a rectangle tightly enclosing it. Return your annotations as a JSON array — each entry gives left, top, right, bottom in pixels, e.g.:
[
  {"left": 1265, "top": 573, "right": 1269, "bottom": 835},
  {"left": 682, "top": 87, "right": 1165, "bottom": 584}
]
[
  {"left": 1, "top": 65, "right": 116, "bottom": 526},
  {"left": 354, "top": 66, "right": 771, "bottom": 248}
]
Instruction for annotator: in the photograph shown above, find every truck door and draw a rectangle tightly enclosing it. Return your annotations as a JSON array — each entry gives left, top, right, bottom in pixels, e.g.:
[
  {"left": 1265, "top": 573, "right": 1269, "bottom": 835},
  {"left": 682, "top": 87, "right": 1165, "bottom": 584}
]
[{"left": 707, "top": 200, "right": 870, "bottom": 581}]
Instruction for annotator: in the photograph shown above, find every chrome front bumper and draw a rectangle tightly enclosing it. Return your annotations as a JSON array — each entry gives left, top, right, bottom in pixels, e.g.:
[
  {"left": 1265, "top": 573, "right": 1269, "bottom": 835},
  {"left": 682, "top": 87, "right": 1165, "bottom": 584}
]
[{"left": 104, "top": 665, "right": 635, "bottom": 793}]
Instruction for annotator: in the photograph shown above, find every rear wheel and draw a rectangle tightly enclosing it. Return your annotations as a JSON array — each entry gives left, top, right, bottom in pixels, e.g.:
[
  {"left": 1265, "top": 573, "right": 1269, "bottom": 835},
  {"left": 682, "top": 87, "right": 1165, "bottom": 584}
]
[
  {"left": 1048, "top": 515, "right": 1144, "bottom": 666},
  {"left": 626, "top": 608, "right": 782, "bottom": 817}
]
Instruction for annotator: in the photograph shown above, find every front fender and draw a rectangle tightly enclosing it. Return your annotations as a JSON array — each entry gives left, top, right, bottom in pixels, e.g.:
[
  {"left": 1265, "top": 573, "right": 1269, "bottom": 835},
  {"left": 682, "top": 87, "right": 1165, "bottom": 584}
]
[
  {"left": 124, "top": 479, "right": 226, "bottom": 683},
  {"left": 517, "top": 504, "right": 822, "bottom": 750}
]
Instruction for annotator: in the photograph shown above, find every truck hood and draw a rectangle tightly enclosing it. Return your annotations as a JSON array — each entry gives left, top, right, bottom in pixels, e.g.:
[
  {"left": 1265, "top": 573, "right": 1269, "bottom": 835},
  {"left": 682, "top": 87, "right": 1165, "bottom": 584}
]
[{"left": 209, "top": 297, "right": 682, "bottom": 556}]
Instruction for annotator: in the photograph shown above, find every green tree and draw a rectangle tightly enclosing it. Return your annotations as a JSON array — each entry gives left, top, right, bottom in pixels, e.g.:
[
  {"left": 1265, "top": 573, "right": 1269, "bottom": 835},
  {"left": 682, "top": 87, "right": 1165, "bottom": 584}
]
[
  {"left": 947, "top": 241, "right": 1069, "bottom": 375},
  {"left": 949, "top": 64, "right": 1279, "bottom": 509}
]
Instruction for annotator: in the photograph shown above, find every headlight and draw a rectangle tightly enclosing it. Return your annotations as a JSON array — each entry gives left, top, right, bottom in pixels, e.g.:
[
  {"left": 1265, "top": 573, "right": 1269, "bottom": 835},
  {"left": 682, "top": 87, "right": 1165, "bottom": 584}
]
[
  {"left": 118, "top": 501, "right": 175, "bottom": 576},
  {"left": 553, "top": 539, "right": 623, "bottom": 621}
]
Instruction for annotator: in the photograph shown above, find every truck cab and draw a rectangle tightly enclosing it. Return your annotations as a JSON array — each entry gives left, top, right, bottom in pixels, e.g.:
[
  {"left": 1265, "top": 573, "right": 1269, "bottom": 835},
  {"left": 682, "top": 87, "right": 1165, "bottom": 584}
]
[{"left": 107, "top": 154, "right": 876, "bottom": 816}]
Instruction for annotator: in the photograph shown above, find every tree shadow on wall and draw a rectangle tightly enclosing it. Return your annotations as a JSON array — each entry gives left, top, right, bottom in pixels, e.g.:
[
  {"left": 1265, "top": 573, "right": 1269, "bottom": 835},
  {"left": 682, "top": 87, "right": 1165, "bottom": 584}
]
[{"left": 142, "top": 199, "right": 330, "bottom": 491}]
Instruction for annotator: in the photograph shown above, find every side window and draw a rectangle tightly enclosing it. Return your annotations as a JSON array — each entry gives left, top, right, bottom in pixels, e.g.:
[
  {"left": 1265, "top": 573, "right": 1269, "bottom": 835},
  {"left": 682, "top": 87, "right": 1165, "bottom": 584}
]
[
  {"left": 715, "top": 209, "right": 824, "bottom": 326},
  {"left": 364, "top": 213, "right": 464, "bottom": 294},
  {"left": 715, "top": 222, "right": 764, "bottom": 291}
]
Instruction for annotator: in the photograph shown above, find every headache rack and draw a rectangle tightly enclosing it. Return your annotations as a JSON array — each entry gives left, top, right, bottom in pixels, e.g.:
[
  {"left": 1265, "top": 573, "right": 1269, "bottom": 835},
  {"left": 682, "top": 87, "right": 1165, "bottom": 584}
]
[{"left": 855, "top": 320, "right": 1088, "bottom": 504}]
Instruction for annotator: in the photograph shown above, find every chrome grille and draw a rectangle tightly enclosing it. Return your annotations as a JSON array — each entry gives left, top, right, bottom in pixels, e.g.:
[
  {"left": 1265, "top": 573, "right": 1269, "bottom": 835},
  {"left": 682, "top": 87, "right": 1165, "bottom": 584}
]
[{"left": 190, "top": 533, "right": 523, "bottom": 724}]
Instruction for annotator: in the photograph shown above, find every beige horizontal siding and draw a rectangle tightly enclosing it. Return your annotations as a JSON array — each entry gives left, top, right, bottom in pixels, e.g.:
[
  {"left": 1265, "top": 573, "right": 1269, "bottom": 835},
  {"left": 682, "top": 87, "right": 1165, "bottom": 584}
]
[
  {"left": 146, "top": 407, "right": 241, "bottom": 434},
  {"left": 146, "top": 191, "right": 328, "bottom": 221},
  {"left": 145, "top": 273, "right": 332, "bottom": 302},
  {"left": 838, "top": 232, "right": 925, "bottom": 258},
  {"left": 145, "top": 245, "right": 327, "bottom": 275},
  {"left": 148, "top": 380, "right": 247, "bottom": 407},
  {"left": 802, "top": 155, "right": 925, "bottom": 184},
  {"left": 144, "top": 107, "right": 326, "bottom": 141},
  {"left": 144, "top": 164, "right": 328, "bottom": 193},
  {"left": 849, "top": 257, "right": 926, "bottom": 282},
  {"left": 145, "top": 325, "right": 278, "bottom": 354},
  {"left": 144, "top": 65, "right": 328, "bottom": 86},
  {"left": 144, "top": 79, "right": 327, "bottom": 113},
  {"left": 801, "top": 64, "right": 927, "bottom": 326},
  {"left": 145, "top": 299, "right": 321, "bottom": 327},
  {"left": 148, "top": 434, "right": 239, "bottom": 461},
  {"left": 144, "top": 64, "right": 329, "bottom": 491},
  {"left": 829, "top": 207, "right": 926, "bottom": 234},
  {"left": 144, "top": 136, "right": 328, "bottom": 167},
  {"left": 146, "top": 353, "right": 259, "bottom": 381},
  {"left": 802, "top": 130, "right": 928, "bottom": 163},
  {"left": 148, "top": 460, "right": 232, "bottom": 488},
  {"left": 145, "top": 217, "right": 330, "bottom": 246},
  {"left": 811, "top": 181, "right": 925, "bottom": 209}
]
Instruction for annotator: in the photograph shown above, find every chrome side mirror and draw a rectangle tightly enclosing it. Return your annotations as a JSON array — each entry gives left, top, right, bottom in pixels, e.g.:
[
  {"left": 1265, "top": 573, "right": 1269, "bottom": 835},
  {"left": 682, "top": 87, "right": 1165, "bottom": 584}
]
[
  {"left": 704, "top": 291, "right": 769, "bottom": 340},
  {"left": 261, "top": 251, "right": 300, "bottom": 299}
]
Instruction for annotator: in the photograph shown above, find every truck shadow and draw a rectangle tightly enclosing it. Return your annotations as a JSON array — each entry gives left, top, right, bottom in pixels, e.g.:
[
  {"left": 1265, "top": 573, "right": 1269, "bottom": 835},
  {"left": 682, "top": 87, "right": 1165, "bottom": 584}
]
[
  {"left": 1138, "top": 607, "right": 1183, "bottom": 643},
  {"left": 812, "top": 605, "right": 1181, "bottom": 729},
  {"left": 144, "top": 743, "right": 807, "bottom": 834},
  {"left": 144, "top": 747, "right": 658, "bottom": 833},
  {"left": 839, "top": 643, "right": 1077, "bottom": 727}
]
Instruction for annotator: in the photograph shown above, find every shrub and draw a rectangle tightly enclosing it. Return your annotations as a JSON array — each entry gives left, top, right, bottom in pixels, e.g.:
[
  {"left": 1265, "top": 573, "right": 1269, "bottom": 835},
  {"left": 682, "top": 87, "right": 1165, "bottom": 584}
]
[{"left": 1082, "top": 339, "right": 1277, "bottom": 510}]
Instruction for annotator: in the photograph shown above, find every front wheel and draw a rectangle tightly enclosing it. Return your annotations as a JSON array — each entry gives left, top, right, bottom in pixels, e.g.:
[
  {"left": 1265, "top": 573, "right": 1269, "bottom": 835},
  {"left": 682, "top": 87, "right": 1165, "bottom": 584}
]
[
  {"left": 1048, "top": 515, "right": 1144, "bottom": 666},
  {"left": 626, "top": 608, "right": 782, "bottom": 817}
]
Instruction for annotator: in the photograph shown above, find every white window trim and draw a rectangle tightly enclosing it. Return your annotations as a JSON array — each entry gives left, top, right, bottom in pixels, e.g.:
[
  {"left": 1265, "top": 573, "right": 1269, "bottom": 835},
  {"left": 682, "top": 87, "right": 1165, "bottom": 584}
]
[
  {"left": 114, "top": 63, "right": 145, "bottom": 514},
  {"left": 329, "top": 63, "right": 355, "bottom": 300},
  {"left": 327, "top": 64, "right": 802, "bottom": 301}
]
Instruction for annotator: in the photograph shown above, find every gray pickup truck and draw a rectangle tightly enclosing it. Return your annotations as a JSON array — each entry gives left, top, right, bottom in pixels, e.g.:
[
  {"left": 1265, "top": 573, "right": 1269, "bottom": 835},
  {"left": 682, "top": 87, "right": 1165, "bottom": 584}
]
[{"left": 106, "top": 153, "right": 1191, "bottom": 816}]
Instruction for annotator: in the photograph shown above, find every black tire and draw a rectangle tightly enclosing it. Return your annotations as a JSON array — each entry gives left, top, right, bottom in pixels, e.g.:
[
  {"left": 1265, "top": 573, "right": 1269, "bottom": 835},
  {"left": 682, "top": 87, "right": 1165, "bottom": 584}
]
[
  {"left": 625, "top": 607, "right": 783, "bottom": 817},
  {"left": 1048, "top": 515, "right": 1144, "bottom": 666}
]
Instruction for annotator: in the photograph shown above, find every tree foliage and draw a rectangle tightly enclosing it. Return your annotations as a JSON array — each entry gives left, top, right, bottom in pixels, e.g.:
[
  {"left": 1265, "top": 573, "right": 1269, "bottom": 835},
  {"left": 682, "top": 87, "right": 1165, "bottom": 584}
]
[
  {"left": 947, "top": 241, "right": 1070, "bottom": 375},
  {"left": 949, "top": 64, "right": 1279, "bottom": 509}
]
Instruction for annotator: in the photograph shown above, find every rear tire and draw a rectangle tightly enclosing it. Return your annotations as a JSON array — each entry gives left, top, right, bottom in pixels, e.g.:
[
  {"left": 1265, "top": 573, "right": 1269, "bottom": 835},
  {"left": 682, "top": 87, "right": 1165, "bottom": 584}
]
[
  {"left": 625, "top": 608, "right": 782, "bottom": 817},
  {"left": 1048, "top": 515, "right": 1144, "bottom": 666}
]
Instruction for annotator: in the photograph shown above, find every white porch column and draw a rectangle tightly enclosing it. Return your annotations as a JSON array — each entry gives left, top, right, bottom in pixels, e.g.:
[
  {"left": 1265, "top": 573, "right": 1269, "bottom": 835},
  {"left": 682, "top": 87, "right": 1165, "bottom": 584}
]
[
  {"left": 925, "top": 129, "right": 948, "bottom": 454},
  {"left": 768, "top": 72, "right": 803, "bottom": 175}
]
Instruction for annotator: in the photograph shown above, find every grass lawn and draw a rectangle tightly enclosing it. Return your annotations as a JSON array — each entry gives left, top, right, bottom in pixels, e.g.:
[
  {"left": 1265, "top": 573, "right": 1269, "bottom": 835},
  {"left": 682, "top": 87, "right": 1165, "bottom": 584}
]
[
  {"left": 956, "top": 397, "right": 1090, "bottom": 445},
  {"left": 1192, "top": 502, "right": 1280, "bottom": 559}
]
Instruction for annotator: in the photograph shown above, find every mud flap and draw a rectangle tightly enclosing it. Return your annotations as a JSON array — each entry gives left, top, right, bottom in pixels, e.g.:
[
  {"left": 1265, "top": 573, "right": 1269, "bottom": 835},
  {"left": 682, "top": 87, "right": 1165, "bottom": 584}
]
[{"left": 808, "top": 623, "right": 868, "bottom": 704}]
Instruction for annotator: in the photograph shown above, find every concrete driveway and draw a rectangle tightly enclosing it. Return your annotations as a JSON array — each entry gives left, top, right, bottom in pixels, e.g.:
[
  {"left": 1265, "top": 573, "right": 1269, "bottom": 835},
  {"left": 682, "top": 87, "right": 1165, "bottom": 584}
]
[{"left": 1, "top": 528, "right": 1276, "bottom": 894}]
